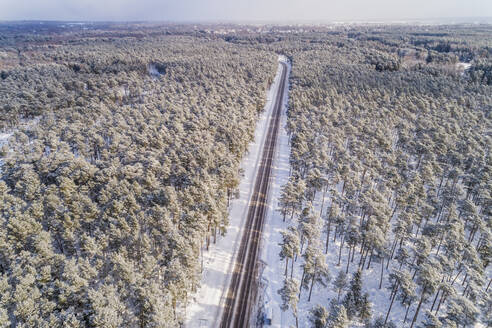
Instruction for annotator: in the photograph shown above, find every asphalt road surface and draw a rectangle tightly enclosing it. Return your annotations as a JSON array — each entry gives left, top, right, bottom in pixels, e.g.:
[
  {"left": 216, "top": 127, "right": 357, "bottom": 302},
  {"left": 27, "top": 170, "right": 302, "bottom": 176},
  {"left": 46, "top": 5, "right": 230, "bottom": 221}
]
[{"left": 220, "top": 61, "right": 288, "bottom": 328}]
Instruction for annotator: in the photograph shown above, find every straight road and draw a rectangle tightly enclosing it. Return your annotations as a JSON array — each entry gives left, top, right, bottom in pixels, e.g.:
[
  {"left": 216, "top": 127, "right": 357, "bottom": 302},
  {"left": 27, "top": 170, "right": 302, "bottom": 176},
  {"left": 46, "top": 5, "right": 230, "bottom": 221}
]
[{"left": 220, "top": 60, "right": 288, "bottom": 328}]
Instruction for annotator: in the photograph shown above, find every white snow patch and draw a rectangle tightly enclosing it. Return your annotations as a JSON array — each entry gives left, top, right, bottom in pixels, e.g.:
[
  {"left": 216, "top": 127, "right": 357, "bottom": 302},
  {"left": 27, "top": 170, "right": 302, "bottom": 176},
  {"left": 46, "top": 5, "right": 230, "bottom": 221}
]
[
  {"left": 456, "top": 62, "right": 472, "bottom": 71},
  {"left": 0, "top": 132, "right": 12, "bottom": 174},
  {"left": 0, "top": 133, "right": 12, "bottom": 145},
  {"left": 148, "top": 64, "right": 161, "bottom": 78},
  {"left": 0, "top": 117, "right": 39, "bottom": 175},
  {"left": 456, "top": 62, "right": 472, "bottom": 76},
  {"left": 184, "top": 57, "right": 290, "bottom": 327}
]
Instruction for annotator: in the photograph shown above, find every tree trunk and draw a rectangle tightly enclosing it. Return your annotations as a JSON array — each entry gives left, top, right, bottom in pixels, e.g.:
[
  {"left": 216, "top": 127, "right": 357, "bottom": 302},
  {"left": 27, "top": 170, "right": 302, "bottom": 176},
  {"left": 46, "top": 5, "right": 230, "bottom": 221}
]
[
  {"left": 308, "top": 270, "right": 317, "bottom": 302},
  {"left": 201, "top": 242, "right": 204, "bottom": 272},
  {"left": 388, "top": 238, "right": 398, "bottom": 269},
  {"left": 430, "top": 289, "right": 440, "bottom": 312},
  {"left": 325, "top": 217, "right": 332, "bottom": 254},
  {"left": 213, "top": 225, "right": 217, "bottom": 244},
  {"left": 438, "top": 171, "right": 446, "bottom": 195},
  {"left": 359, "top": 247, "right": 369, "bottom": 268},
  {"left": 346, "top": 245, "right": 352, "bottom": 273},
  {"left": 299, "top": 268, "right": 306, "bottom": 298},
  {"left": 285, "top": 258, "right": 289, "bottom": 277},
  {"left": 462, "top": 272, "right": 468, "bottom": 286},
  {"left": 436, "top": 230, "right": 445, "bottom": 255},
  {"left": 291, "top": 255, "right": 294, "bottom": 279},
  {"left": 338, "top": 233, "right": 345, "bottom": 266},
  {"left": 404, "top": 302, "right": 412, "bottom": 323},
  {"left": 451, "top": 268, "right": 462, "bottom": 285},
  {"left": 410, "top": 288, "right": 427, "bottom": 328},
  {"left": 206, "top": 223, "right": 211, "bottom": 250},
  {"left": 299, "top": 237, "right": 305, "bottom": 258},
  {"left": 384, "top": 285, "right": 398, "bottom": 324},
  {"left": 320, "top": 185, "right": 327, "bottom": 218},
  {"left": 366, "top": 247, "right": 374, "bottom": 269},
  {"left": 390, "top": 204, "right": 398, "bottom": 222},
  {"left": 436, "top": 202, "right": 446, "bottom": 223},
  {"left": 435, "top": 292, "right": 447, "bottom": 314},
  {"left": 379, "top": 257, "right": 384, "bottom": 289}
]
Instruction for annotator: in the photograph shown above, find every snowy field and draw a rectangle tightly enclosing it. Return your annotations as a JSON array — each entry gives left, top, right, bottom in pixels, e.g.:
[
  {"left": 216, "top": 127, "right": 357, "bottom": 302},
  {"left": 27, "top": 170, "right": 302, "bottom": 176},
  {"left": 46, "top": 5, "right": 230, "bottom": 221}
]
[{"left": 185, "top": 57, "right": 289, "bottom": 327}]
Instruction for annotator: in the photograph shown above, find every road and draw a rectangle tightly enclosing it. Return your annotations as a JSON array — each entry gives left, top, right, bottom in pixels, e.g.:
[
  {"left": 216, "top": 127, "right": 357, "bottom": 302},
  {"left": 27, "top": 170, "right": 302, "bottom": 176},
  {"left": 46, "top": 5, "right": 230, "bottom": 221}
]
[{"left": 220, "top": 60, "right": 288, "bottom": 328}]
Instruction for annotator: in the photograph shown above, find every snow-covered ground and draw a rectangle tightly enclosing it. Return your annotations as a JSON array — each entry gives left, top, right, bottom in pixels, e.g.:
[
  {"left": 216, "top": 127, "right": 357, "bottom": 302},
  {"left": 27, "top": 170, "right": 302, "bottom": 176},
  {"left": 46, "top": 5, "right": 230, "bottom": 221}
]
[
  {"left": 0, "top": 133, "right": 12, "bottom": 146},
  {"left": 456, "top": 62, "right": 472, "bottom": 71},
  {"left": 456, "top": 62, "right": 472, "bottom": 76},
  {"left": 184, "top": 57, "right": 289, "bottom": 328},
  {"left": 0, "top": 132, "right": 13, "bottom": 174},
  {"left": 0, "top": 118, "right": 39, "bottom": 175}
]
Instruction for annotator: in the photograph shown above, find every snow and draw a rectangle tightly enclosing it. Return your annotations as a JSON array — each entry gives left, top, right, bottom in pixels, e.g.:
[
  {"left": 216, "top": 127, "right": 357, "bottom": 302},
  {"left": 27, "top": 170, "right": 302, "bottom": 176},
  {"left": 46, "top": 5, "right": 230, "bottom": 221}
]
[
  {"left": 456, "top": 62, "right": 472, "bottom": 76},
  {"left": 457, "top": 62, "right": 472, "bottom": 71},
  {"left": 0, "top": 132, "right": 12, "bottom": 174},
  {"left": 0, "top": 133, "right": 12, "bottom": 146},
  {"left": 184, "top": 56, "right": 290, "bottom": 327},
  {"left": 148, "top": 64, "right": 161, "bottom": 78},
  {"left": 0, "top": 118, "right": 39, "bottom": 175}
]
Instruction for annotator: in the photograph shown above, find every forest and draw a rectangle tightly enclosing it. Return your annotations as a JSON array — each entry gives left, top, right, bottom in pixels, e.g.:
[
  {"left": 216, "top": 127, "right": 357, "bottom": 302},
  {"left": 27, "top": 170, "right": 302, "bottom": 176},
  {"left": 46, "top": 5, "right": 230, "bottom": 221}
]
[
  {"left": 0, "top": 22, "right": 491, "bottom": 327},
  {"left": 268, "top": 25, "right": 491, "bottom": 328},
  {"left": 0, "top": 24, "right": 276, "bottom": 327}
]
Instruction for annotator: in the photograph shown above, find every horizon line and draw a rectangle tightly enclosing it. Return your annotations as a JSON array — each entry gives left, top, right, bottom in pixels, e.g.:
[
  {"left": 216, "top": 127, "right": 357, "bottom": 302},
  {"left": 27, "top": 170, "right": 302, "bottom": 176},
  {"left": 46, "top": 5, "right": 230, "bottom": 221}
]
[{"left": 1, "top": 16, "right": 492, "bottom": 25}]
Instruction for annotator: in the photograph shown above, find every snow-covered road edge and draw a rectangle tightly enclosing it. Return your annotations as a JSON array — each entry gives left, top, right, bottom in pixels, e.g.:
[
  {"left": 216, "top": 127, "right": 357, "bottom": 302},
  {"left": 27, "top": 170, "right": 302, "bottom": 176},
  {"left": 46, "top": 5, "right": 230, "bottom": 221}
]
[{"left": 185, "top": 57, "right": 288, "bottom": 328}]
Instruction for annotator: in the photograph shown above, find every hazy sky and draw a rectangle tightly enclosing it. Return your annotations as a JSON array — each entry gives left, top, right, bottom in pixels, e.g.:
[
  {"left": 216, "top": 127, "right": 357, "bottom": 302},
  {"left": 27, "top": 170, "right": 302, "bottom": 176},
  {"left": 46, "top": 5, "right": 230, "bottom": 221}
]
[{"left": 1, "top": 0, "right": 491, "bottom": 22}]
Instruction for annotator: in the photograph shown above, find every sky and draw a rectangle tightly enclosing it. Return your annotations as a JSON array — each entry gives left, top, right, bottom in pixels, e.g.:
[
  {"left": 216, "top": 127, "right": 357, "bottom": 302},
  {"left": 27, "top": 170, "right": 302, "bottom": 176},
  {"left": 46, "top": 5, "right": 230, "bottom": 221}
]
[{"left": 0, "top": 0, "right": 491, "bottom": 22}]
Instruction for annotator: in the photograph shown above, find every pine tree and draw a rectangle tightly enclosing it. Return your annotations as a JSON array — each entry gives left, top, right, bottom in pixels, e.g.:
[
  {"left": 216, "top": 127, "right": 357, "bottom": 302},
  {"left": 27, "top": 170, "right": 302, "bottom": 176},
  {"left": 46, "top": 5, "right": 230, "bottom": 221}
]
[
  {"left": 331, "top": 305, "right": 349, "bottom": 328},
  {"left": 343, "top": 269, "right": 363, "bottom": 319},
  {"left": 371, "top": 316, "right": 396, "bottom": 328},
  {"left": 444, "top": 295, "right": 479, "bottom": 327},
  {"left": 333, "top": 270, "right": 348, "bottom": 302},
  {"left": 309, "top": 305, "right": 329, "bottom": 328},
  {"left": 279, "top": 227, "right": 301, "bottom": 278},
  {"left": 410, "top": 261, "right": 441, "bottom": 328},
  {"left": 302, "top": 242, "right": 330, "bottom": 302},
  {"left": 420, "top": 311, "right": 442, "bottom": 328},
  {"left": 278, "top": 278, "right": 300, "bottom": 328},
  {"left": 360, "top": 293, "right": 372, "bottom": 324}
]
